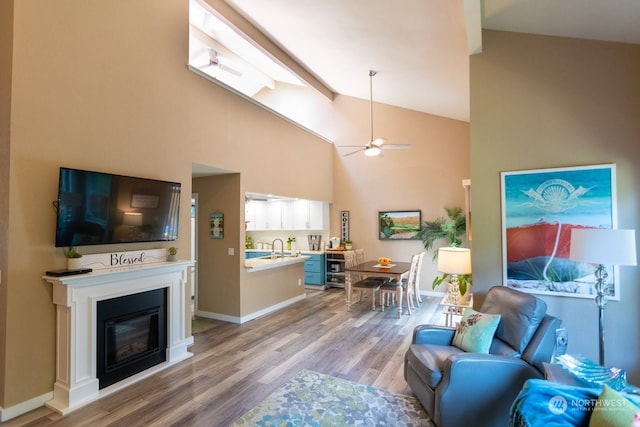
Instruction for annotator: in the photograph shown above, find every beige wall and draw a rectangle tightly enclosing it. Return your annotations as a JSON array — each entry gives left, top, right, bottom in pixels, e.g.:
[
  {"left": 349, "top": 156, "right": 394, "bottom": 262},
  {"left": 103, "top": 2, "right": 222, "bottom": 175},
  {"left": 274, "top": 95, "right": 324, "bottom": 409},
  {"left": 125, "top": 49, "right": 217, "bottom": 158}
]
[
  {"left": 471, "top": 30, "right": 640, "bottom": 382},
  {"left": 0, "top": 0, "right": 14, "bottom": 408},
  {"left": 3, "top": 0, "right": 334, "bottom": 409},
  {"left": 331, "top": 95, "right": 470, "bottom": 288}
]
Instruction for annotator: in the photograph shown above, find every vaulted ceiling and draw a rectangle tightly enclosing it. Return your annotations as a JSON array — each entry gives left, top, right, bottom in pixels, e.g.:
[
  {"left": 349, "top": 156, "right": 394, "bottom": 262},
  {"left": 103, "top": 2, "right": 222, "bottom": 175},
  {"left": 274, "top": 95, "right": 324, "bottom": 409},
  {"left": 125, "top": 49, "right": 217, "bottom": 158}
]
[{"left": 222, "top": 0, "right": 640, "bottom": 123}]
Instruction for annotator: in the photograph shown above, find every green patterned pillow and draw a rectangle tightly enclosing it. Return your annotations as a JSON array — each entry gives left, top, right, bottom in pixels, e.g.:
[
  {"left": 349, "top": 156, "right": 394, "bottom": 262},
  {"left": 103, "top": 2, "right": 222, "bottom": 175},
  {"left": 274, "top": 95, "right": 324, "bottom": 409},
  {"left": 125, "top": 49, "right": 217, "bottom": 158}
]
[
  {"left": 452, "top": 308, "right": 501, "bottom": 353},
  {"left": 589, "top": 385, "right": 640, "bottom": 427}
]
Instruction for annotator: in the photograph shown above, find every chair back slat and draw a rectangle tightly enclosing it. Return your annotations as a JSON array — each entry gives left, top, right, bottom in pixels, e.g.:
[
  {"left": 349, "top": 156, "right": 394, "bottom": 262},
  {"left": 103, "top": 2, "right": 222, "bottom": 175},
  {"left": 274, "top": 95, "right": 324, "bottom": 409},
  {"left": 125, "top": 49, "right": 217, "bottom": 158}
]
[{"left": 343, "top": 251, "right": 357, "bottom": 268}]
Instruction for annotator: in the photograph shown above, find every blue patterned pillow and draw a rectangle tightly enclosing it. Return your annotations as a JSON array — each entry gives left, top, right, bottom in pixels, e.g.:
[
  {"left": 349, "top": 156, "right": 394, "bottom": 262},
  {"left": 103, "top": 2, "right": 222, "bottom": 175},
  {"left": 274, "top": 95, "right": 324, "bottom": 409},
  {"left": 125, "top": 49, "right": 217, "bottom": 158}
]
[{"left": 452, "top": 308, "right": 501, "bottom": 353}]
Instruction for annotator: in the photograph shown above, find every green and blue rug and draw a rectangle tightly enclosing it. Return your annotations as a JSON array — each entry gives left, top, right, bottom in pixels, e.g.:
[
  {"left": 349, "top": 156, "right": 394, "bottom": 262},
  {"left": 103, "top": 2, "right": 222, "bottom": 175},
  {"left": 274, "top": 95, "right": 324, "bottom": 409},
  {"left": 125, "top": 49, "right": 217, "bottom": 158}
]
[{"left": 231, "top": 369, "right": 433, "bottom": 426}]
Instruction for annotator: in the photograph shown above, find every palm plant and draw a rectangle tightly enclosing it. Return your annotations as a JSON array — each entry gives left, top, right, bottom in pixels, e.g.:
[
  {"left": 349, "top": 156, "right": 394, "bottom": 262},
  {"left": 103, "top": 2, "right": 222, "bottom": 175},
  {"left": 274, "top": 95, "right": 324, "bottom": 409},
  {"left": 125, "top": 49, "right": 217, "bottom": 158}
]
[{"left": 418, "top": 207, "right": 472, "bottom": 294}]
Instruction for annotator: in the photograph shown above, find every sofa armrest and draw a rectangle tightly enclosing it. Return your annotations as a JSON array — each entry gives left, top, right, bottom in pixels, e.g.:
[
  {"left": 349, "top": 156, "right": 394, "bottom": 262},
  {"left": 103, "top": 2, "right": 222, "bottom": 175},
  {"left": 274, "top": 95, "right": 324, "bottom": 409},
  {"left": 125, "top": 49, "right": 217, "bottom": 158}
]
[
  {"left": 412, "top": 324, "right": 456, "bottom": 345},
  {"left": 434, "top": 353, "right": 543, "bottom": 427}
]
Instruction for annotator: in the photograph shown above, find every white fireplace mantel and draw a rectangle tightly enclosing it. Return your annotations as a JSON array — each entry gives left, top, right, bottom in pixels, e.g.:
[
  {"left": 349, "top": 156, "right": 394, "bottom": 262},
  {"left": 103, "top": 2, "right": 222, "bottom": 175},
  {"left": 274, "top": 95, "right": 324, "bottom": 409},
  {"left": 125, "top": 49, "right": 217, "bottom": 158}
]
[{"left": 43, "top": 257, "right": 195, "bottom": 414}]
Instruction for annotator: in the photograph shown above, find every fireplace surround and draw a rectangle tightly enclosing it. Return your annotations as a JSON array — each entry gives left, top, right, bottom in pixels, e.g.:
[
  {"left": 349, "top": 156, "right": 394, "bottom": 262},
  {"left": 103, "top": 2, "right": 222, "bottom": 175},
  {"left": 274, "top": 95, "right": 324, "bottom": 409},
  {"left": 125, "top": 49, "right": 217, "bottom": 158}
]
[{"left": 44, "top": 249, "right": 194, "bottom": 414}]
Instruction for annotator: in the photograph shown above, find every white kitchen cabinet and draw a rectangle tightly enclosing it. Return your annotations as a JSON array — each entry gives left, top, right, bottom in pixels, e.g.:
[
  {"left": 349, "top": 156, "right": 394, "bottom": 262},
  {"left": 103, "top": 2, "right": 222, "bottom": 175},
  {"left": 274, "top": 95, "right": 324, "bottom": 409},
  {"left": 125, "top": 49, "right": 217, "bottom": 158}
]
[
  {"left": 245, "top": 201, "right": 267, "bottom": 231},
  {"left": 246, "top": 199, "right": 327, "bottom": 231},
  {"left": 266, "top": 201, "right": 293, "bottom": 230},
  {"left": 293, "top": 200, "right": 311, "bottom": 229},
  {"left": 308, "top": 201, "right": 328, "bottom": 230},
  {"left": 294, "top": 200, "right": 328, "bottom": 230}
]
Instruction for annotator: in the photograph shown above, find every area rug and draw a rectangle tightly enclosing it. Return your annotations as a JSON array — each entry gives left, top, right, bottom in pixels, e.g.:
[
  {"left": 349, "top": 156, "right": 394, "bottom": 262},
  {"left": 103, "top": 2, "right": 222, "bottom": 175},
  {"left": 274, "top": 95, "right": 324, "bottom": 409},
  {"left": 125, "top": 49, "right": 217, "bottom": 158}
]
[{"left": 231, "top": 369, "right": 433, "bottom": 426}]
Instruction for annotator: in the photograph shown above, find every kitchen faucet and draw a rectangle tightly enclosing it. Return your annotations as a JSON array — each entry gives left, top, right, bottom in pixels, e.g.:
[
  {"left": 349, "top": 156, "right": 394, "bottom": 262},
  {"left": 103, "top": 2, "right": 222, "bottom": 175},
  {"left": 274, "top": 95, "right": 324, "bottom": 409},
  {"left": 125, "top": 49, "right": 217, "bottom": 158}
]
[{"left": 272, "top": 238, "right": 284, "bottom": 259}]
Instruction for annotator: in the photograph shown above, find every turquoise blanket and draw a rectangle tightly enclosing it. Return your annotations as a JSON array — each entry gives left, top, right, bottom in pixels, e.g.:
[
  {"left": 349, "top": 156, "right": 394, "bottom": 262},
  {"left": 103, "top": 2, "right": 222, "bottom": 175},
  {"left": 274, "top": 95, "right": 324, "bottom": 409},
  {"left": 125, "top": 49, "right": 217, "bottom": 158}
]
[{"left": 510, "top": 379, "right": 640, "bottom": 427}]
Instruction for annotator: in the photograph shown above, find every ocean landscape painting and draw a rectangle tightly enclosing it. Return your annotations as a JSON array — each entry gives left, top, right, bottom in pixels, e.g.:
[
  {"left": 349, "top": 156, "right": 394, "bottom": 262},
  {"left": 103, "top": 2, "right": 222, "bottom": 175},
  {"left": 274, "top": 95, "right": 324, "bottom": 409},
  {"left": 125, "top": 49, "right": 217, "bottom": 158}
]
[{"left": 501, "top": 164, "right": 618, "bottom": 299}]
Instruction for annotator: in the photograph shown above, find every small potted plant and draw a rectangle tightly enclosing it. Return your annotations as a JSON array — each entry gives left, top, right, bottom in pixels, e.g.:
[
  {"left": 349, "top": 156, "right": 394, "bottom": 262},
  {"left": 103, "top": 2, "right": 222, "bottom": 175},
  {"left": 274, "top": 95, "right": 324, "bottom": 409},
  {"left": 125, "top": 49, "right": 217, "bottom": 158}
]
[
  {"left": 344, "top": 240, "right": 353, "bottom": 250},
  {"left": 167, "top": 247, "right": 178, "bottom": 262},
  {"left": 64, "top": 247, "right": 83, "bottom": 270}
]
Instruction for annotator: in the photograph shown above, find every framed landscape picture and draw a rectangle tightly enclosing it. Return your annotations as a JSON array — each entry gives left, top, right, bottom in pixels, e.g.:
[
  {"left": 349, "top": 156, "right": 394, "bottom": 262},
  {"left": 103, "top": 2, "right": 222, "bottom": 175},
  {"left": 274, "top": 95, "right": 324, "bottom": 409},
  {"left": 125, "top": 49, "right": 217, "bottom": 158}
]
[
  {"left": 379, "top": 210, "right": 422, "bottom": 240},
  {"left": 500, "top": 164, "right": 618, "bottom": 299}
]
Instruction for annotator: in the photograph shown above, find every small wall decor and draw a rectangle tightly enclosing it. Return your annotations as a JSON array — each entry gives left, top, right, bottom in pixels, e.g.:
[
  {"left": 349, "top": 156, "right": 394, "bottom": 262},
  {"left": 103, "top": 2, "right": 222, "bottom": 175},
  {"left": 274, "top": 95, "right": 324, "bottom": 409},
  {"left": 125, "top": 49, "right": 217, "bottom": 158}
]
[
  {"left": 379, "top": 210, "right": 422, "bottom": 240},
  {"left": 500, "top": 164, "right": 618, "bottom": 299},
  {"left": 341, "top": 211, "right": 350, "bottom": 242},
  {"left": 210, "top": 212, "right": 224, "bottom": 239}
]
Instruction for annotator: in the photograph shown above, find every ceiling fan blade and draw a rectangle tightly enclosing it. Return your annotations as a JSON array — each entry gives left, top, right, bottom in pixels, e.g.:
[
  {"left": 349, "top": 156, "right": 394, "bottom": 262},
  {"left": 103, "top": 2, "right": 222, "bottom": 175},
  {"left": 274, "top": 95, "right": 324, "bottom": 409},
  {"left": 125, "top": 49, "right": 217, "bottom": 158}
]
[
  {"left": 344, "top": 148, "right": 365, "bottom": 157},
  {"left": 337, "top": 145, "right": 366, "bottom": 148},
  {"left": 382, "top": 144, "right": 412, "bottom": 149}
]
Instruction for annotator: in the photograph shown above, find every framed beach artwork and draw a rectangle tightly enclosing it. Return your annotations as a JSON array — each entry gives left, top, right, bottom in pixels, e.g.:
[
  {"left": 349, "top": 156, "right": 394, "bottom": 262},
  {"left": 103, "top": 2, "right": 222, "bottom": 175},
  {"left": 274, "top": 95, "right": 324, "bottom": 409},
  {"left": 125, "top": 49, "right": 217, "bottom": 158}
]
[
  {"left": 210, "top": 212, "right": 224, "bottom": 239},
  {"left": 500, "top": 164, "right": 618, "bottom": 299},
  {"left": 379, "top": 210, "right": 421, "bottom": 240}
]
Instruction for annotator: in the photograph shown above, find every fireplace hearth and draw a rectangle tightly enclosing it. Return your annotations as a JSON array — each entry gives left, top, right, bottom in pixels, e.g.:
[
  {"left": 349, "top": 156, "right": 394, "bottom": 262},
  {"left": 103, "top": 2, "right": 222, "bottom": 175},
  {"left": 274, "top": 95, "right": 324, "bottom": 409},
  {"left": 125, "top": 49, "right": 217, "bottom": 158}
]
[{"left": 97, "top": 288, "right": 167, "bottom": 389}]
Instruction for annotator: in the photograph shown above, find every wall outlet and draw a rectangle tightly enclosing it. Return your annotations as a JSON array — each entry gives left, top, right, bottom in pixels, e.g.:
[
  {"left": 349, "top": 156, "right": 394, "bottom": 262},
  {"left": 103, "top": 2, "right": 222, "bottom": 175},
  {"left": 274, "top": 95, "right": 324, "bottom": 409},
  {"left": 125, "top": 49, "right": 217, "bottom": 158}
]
[
  {"left": 554, "top": 328, "right": 568, "bottom": 357},
  {"left": 298, "top": 278, "right": 302, "bottom": 287},
  {"left": 228, "top": 248, "right": 235, "bottom": 256}
]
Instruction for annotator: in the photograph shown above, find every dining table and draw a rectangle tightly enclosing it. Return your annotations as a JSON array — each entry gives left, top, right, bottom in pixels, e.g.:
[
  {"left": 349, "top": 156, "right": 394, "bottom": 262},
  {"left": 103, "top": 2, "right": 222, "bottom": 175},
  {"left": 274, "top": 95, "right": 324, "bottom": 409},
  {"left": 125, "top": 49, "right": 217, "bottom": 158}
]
[{"left": 344, "top": 260, "right": 412, "bottom": 318}]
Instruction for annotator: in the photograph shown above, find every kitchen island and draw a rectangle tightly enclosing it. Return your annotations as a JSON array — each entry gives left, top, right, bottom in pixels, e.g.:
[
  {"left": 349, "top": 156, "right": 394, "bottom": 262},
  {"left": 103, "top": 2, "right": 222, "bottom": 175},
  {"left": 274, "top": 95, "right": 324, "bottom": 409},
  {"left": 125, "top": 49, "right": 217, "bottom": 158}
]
[{"left": 241, "top": 254, "right": 309, "bottom": 323}]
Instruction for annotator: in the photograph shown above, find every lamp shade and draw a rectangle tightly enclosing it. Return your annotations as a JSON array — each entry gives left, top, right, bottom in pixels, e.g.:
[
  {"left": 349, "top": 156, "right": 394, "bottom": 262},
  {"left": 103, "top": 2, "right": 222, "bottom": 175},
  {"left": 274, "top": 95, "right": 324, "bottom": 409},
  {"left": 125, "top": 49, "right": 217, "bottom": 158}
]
[
  {"left": 437, "top": 247, "right": 472, "bottom": 274},
  {"left": 123, "top": 212, "right": 143, "bottom": 227},
  {"left": 569, "top": 228, "right": 637, "bottom": 266}
]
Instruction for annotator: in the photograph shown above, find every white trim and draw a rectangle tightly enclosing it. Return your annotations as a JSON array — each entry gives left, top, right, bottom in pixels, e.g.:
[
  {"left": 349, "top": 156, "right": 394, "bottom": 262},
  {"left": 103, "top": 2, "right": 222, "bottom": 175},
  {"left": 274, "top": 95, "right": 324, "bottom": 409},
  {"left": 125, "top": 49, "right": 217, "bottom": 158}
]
[
  {"left": 0, "top": 392, "right": 53, "bottom": 422},
  {"left": 195, "top": 294, "right": 307, "bottom": 324}
]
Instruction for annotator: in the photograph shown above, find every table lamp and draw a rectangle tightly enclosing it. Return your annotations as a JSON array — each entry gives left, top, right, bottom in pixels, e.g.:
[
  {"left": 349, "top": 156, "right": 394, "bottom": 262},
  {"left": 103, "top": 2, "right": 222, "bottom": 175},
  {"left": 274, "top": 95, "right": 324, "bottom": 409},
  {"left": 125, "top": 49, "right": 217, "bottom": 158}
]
[
  {"left": 437, "top": 247, "right": 472, "bottom": 305},
  {"left": 569, "top": 228, "right": 637, "bottom": 365},
  {"left": 123, "top": 212, "right": 143, "bottom": 240}
]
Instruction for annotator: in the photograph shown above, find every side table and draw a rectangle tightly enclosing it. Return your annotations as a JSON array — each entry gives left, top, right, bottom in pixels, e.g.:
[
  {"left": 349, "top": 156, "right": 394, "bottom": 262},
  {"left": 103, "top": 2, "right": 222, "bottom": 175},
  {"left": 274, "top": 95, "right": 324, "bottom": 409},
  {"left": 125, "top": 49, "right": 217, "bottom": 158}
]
[{"left": 440, "top": 293, "right": 473, "bottom": 327}]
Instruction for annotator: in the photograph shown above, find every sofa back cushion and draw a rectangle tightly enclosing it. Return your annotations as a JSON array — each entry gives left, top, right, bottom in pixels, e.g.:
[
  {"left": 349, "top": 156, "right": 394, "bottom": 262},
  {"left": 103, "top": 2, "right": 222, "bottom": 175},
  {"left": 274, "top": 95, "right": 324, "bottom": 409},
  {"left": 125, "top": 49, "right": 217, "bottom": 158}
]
[{"left": 480, "top": 286, "right": 547, "bottom": 354}]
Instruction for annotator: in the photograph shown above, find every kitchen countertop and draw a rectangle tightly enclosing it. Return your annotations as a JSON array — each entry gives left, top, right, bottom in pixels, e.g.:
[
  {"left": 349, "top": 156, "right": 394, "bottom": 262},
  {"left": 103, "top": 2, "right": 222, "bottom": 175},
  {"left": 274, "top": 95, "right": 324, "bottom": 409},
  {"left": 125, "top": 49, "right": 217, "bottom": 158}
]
[
  {"left": 244, "top": 255, "right": 310, "bottom": 272},
  {"left": 246, "top": 249, "right": 325, "bottom": 255}
]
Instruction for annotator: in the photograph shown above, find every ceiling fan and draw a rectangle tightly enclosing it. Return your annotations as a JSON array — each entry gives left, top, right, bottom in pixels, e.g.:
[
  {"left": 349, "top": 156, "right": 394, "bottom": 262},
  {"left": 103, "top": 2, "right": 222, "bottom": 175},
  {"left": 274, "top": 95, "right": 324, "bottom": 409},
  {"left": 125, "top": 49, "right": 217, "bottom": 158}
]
[
  {"left": 340, "top": 70, "right": 412, "bottom": 157},
  {"left": 199, "top": 48, "right": 243, "bottom": 77}
]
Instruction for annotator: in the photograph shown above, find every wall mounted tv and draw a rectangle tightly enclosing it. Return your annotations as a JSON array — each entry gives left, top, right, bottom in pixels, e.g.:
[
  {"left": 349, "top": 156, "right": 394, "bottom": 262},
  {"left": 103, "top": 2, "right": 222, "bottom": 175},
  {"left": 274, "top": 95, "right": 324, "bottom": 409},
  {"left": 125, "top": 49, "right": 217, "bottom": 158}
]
[{"left": 55, "top": 167, "right": 181, "bottom": 247}]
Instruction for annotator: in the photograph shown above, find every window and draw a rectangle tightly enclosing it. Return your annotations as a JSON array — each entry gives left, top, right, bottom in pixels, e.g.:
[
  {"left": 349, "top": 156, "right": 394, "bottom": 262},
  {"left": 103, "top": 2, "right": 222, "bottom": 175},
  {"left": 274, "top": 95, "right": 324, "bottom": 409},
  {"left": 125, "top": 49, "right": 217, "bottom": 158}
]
[{"left": 188, "top": 0, "right": 333, "bottom": 140}]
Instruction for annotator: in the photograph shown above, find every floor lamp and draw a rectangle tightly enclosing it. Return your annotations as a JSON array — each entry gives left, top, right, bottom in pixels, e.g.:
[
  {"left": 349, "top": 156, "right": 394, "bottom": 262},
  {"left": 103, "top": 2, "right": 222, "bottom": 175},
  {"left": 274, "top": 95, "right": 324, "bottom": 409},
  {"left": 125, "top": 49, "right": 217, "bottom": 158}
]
[{"left": 569, "top": 228, "right": 637, "bottom": 366}]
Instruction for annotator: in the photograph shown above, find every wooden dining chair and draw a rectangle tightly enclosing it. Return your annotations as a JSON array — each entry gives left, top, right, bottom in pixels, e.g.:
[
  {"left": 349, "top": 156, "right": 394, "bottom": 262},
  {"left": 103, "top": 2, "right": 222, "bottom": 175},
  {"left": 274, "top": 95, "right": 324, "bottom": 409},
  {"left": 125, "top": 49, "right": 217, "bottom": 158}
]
[
  {"left": 411, "top": 251, "right": 425, "bottom": 307},
  {"left": 352, "top": 248, "right": 388, "bottom": 282},
  {"left": 380, "top": 252, "right": 423, "bottom": 316},
  {"left": 348, "top": 252, "right": 383, "bottom": 311}
]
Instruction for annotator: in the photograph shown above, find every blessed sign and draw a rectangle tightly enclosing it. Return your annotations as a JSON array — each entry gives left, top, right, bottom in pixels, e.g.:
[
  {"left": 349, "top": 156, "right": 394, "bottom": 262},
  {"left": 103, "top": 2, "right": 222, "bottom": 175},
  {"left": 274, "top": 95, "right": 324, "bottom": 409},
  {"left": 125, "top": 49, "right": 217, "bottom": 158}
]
[{"left": 70, "top": 248, "right": 169, "bottom": 271}]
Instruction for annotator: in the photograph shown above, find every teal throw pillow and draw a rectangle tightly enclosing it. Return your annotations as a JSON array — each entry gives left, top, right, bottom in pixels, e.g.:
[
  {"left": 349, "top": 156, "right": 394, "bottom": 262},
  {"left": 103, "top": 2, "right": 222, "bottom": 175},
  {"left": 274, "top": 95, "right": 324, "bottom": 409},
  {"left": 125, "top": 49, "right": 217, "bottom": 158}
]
[
  {"left": 452, "top": 308, "right": 501, "bottom": 353},
  {"left": 589, "top": 385, "right": 640, "bottom": 427}
]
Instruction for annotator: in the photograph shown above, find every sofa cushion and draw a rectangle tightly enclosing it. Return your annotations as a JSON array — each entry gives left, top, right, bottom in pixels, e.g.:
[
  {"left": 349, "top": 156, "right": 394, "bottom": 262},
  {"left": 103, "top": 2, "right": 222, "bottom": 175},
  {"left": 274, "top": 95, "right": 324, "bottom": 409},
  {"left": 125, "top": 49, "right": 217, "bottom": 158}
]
[
  {"left": 406, "top": 344, "right": 464, "bottom": 389},
  {"left": 589, "top": 385, "right": 640, "bottom": 427},
  {"left": 452, "top": 308, "right": 501, "bottom": 353},
  {"left": 480, "top": 286, "right": 547, "bottom": 354}
]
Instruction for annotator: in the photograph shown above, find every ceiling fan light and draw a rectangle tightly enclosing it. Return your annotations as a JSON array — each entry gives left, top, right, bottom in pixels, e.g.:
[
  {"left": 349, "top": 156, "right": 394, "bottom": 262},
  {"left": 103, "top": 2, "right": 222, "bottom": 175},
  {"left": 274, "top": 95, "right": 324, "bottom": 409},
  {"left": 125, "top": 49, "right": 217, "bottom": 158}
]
[
  {"left": 371, "top": 138, "right": 386, "bottom": 147},
  {"left": 364, "top": 146, "right": 381, "bottom": 157}
]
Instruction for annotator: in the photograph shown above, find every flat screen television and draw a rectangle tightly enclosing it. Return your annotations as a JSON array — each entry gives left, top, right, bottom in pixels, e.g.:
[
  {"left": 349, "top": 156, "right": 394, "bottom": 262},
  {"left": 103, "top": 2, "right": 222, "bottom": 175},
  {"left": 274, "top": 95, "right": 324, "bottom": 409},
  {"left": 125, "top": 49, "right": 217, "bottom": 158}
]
[{"left": 55, "top": 167, "right": 181, "bottom": 247}]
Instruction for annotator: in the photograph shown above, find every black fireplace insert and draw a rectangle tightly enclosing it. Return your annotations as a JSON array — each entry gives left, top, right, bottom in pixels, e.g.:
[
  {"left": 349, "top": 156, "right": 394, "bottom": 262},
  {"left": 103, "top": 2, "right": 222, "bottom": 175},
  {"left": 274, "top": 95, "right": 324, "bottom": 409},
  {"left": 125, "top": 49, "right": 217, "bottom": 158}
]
[{"left": 97, "top": 288, "right": 167, "bottom": 389}]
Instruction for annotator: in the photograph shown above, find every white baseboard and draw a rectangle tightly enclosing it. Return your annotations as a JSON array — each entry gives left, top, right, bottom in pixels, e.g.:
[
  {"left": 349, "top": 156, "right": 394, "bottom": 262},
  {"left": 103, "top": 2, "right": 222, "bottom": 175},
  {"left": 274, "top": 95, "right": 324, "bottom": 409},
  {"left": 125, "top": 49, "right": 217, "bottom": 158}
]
[
  {"left": 195, "top": 293, "right": 307, "bottom": 324},
  {"left": 0, "top": 391, "right": 53, "bottom": 422}
]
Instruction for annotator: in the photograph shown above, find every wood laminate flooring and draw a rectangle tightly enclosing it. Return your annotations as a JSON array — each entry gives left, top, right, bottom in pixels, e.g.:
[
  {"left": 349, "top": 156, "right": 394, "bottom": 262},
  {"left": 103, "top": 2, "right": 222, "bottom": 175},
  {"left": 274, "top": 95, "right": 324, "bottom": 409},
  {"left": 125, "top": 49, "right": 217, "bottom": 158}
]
[{"left": 3, "top": 288, "right": 442, "bottom": 426}]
